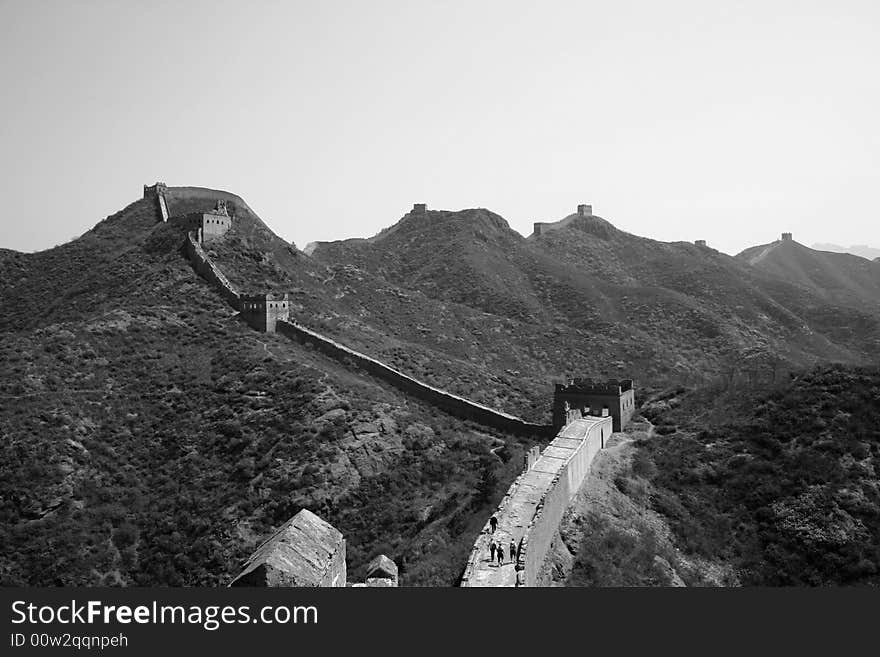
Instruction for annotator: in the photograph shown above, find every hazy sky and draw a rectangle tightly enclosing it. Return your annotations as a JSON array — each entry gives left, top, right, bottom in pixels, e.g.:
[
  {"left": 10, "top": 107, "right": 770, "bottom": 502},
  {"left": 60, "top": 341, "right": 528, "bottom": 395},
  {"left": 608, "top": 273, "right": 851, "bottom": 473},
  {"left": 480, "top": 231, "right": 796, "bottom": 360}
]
[{"left": 1, "top": 0, "right": 878, "bottom": 255}]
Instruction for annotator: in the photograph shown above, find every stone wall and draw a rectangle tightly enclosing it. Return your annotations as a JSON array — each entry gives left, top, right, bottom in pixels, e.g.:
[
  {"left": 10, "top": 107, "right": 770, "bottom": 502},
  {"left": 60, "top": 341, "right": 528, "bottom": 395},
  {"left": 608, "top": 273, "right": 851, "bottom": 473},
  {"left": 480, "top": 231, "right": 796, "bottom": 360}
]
[
  {"left": 143, "top": 182, "right": 170, "bottom": 221},
  {"left": 277, "top": 320, "right": 554, "bottom": 437},
  {"left": 182, "top": 233, "right": 241, "bottom": 310},
  {"left": 158, "top": 194, "right": 170, "bottom": 222},
  {"left": 460, "top": 415, "right": 611, "bottom": 587}
]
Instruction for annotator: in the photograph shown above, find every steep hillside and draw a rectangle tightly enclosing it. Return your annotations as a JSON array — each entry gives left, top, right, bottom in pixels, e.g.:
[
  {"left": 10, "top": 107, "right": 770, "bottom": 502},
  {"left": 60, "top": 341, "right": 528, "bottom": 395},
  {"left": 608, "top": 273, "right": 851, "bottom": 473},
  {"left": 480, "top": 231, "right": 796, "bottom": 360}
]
[
  {"left": 636, "top": 365, "right": 880, "bottom": 585},
  {"left": 0, "top": 192, "right": 536, "bottom": 586},
  {"left": 738, "top": 238, "right": 880, "bottom": 313}
]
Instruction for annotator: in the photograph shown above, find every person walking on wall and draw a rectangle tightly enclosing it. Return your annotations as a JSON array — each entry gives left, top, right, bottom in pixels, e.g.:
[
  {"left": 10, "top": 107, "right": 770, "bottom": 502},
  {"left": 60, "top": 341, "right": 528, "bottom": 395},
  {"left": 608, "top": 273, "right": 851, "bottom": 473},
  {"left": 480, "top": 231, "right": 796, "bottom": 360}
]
[
  {"left": 490, "top": 515, "right": 497, "bottom": 533},
  {"left": 510, "top": 540, "right": 517, "bottom": 564},
  {"left": 497, "top": 543, "right": 505, "bottom": 565},
  {"left": 489, "top": 540, "right": 496, "bottom": 563}
]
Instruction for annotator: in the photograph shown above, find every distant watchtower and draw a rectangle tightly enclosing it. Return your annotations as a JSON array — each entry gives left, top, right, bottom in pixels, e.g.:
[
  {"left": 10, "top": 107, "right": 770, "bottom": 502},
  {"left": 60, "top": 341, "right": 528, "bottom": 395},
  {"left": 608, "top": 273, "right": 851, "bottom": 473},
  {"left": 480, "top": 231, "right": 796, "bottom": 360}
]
[
  {"left": 577, "top": 204, "right": 592, "bottom": 217},
  {"left": 143, "top": 182, "right": 168, "bottom": 198},
  {"left": 412, "top": 203, "right": 427, "bottom": 214},
  {"left": 239, "top": 293, "right": 289, "bottom": 333},
  {"left": 695, "top": 240, "right": 707, "bottom": 247},
  {"left": 781, "top": 232, "right": 793, "bottom": 241},
  {"left": 553, "top": 378, "right": 635, "bottom": 433}
]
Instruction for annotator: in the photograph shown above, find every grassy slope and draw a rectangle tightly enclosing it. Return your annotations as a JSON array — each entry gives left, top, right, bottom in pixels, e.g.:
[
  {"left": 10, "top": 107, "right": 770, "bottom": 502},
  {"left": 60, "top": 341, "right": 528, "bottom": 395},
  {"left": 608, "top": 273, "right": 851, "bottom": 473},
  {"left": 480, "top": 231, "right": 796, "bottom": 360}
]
[
  {"left": 638, "top": 365, "right": 880, "bottom": 585},
  {"left": 0, "top": 195, "right": 535, "bottom": 586}
]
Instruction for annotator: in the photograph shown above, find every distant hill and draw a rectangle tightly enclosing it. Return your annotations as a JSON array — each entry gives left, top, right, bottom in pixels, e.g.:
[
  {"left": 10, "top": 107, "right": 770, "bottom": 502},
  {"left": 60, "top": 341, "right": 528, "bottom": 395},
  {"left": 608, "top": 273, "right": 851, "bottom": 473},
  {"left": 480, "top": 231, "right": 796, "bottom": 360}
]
[
  {"left": 737, "top": 237, "right": 880, "bottom": 313},
  {"left": 305, "top": 207, "right": 880, "bottom": 396},
  {"left": 813, "top": 243, "right": 880, "bottom": 260}
]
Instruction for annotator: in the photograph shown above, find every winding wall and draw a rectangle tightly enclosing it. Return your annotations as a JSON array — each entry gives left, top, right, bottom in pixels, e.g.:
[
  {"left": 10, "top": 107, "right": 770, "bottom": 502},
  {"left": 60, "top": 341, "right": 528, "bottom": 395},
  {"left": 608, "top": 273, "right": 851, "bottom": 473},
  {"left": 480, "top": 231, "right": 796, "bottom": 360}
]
[
  {"left": 180, "top": 233, "right": 552, "bottom": 437},
  {"left": 183, "top": 233, "right": 241, "bottom": 309}
]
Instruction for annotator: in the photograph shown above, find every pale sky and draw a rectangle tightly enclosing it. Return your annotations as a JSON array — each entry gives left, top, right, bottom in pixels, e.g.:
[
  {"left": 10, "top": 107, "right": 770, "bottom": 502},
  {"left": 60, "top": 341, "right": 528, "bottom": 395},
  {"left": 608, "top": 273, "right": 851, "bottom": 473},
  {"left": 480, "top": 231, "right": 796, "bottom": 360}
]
[{"left": 1, "top": 0, "right": 878, "bottom": 255}]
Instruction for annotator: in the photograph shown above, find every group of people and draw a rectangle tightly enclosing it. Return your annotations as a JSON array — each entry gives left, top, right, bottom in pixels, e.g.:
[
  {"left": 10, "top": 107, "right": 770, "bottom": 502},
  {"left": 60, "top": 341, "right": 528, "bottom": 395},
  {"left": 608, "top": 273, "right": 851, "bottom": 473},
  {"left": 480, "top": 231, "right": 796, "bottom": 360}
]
[{"left": 487, "top": 515, "right": 520, "bottom": 566}]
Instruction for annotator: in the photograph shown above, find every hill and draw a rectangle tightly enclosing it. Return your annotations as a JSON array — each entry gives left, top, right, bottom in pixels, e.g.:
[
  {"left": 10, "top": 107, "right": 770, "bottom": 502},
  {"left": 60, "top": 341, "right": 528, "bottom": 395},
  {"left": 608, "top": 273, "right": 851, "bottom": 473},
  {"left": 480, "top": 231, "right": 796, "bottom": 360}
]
[
  {"left": 635, "top": 365, "right": 880, "bottom": 585},
  {"left": 738, "top": 238, "right": 880, "bottom": 313},
  {"left": 306, "top": 207, "right": 880, "bottom": 398},
  {"left": 0, "top": 190, "right": 535, "bottom": 586},
  {"left": 813, "top": 243, "right": 880, "bottom": 261},
  {"left": 4, "top": 187, "right": 880, "bottom": 588}
]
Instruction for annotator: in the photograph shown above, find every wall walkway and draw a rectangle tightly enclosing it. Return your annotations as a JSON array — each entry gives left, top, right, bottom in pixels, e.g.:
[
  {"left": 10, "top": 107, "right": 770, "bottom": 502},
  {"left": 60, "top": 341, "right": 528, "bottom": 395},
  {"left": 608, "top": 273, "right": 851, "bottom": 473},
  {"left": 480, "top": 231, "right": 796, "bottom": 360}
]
[
  {"left": 460, "top": 415, "right": 612, "bottom": 587},
  {"left": 158, "top": 194, "right": 170, "bottom": 221}
]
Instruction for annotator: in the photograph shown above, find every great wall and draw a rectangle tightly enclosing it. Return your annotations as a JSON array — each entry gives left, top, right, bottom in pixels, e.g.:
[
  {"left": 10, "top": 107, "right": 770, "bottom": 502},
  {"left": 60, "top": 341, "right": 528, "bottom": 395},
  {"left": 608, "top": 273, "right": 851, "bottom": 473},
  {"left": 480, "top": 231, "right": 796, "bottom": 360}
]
[{"left": 143, "top": 182, "right": 637, "bottom": 587}]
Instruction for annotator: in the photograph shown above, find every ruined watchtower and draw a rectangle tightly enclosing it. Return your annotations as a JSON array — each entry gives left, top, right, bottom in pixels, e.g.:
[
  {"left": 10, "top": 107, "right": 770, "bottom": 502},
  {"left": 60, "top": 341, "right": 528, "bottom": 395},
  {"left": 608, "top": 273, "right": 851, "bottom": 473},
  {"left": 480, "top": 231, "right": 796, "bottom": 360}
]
[
  {"left": 781, "top": 232, "right": 793, "bottom": 241},
  {"left": 240, "top": 293, "right": 289, "bottom": 333},
  {"left": 577, "top": 204, "right": 592, "bottom": 218},
  {"left": 412, "top": 203, "right": 427, "bottom": 214},
  {"left": 364, "top": 555, "right": 399, "bottom": 587},
  {"left": 143, "top": 182, "right": 168, "bottom": 198},
  {"left": 229, "top": 509, "right": 346, "bottom": 587},
  {"left": 695, "top": 239, "right": 707, "bottom": 247},
  {"left": 169, "top": 199, "right": 232, "bottom": 243},
  {"left": 553, "top": 378, "right": 635, "bottom": 432}
]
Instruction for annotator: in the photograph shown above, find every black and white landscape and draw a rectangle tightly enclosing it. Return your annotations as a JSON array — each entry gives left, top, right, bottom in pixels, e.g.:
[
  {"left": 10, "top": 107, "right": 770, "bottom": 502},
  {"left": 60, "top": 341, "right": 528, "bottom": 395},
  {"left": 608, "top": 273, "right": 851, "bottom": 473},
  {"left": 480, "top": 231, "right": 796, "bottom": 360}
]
[{"left": 1, "top": 2, "right": 878, "bottom": 588}]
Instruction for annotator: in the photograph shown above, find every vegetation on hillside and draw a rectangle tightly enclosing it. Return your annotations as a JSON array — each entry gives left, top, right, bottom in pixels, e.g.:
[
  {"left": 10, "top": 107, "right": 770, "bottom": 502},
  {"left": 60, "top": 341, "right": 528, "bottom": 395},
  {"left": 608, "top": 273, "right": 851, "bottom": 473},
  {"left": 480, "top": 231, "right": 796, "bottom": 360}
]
[
  {"left": 0, "top": 196, "right": 533, "bottom": 586},
  {"left": 639, "top": 366, "right": 880, "bottom": 585}
]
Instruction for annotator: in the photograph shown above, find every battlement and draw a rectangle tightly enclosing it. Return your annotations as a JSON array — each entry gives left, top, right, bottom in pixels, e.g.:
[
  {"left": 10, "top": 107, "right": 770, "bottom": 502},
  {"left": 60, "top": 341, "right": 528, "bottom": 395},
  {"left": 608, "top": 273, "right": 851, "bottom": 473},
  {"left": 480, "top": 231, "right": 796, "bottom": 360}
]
[
  {"left": 557, "top": 377, "right": 633, "bottom": 395},
  {"left": 577, "top": 204, "right": 592, "bottom": 217},
  {"left": 695, "top": 240, "right": 707, "bottom": 247},
  {"left": 781, "top": 232, "right": 793, "bottom": 241},
  {"left": 412, "top": 203, "right": 427, "bottom": 214}
]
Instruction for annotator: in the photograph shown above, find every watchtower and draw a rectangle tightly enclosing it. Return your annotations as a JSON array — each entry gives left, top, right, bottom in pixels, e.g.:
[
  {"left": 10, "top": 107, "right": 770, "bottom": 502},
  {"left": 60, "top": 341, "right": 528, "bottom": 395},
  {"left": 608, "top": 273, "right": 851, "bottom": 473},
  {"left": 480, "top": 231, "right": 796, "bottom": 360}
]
[
  {"left": 169, "top": 198, "right": 233, "bottom": 243},
  {"left": 553, "top": 378, "right": 635, "bottom": 432},
  {"left": 695, "top": 240, "right": 707, "bottom": 247},
  {"left": 143, "top": 182, "right": 168, "bottom": 198},
  {"left": 239, "top": 293, "right": 290, "bottom": 333},
  {"left": 412, "top": 203, "right": 427, "bottom": 214},
  {"left": 781, "top": 232, "right": 793, "bottom": 241},
  {"left": 577, "top": 204, "right": 592, "bottom": 218}
]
